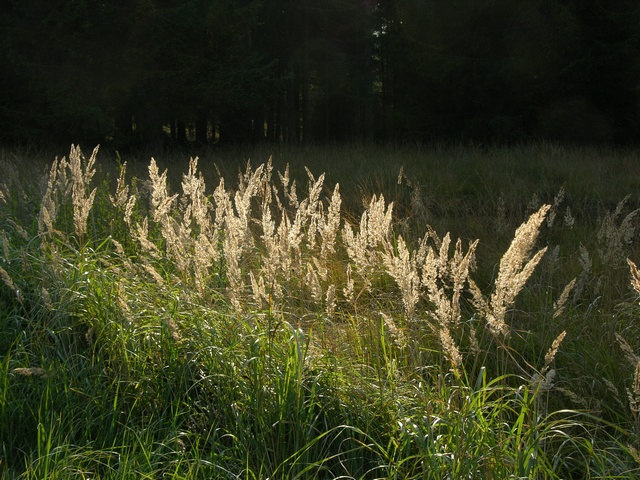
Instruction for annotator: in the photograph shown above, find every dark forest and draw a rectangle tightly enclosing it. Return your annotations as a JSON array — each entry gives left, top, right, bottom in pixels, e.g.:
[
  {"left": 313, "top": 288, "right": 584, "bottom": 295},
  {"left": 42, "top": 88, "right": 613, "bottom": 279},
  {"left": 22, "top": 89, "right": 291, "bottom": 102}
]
[{"left": 2, "top": 0, "right": 640, "bottom": 149}]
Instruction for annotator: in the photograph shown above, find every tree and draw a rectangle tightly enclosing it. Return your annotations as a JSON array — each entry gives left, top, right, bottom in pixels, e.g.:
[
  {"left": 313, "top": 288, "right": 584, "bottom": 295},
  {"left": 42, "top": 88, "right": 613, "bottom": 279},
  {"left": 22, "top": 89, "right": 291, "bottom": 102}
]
[
  {"left": 380, "top": 0, "right": 587, "bottom": 142},
  {"left": 1, "top": 0, "right": 639, "bottom": 147}
]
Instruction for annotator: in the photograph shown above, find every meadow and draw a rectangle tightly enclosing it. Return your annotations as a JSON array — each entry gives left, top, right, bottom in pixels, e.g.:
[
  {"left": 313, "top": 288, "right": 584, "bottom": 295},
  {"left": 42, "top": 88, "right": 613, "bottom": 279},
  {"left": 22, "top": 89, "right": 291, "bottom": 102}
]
[{"left": 1, "top": 142, "right": 640, "bottom": 478}]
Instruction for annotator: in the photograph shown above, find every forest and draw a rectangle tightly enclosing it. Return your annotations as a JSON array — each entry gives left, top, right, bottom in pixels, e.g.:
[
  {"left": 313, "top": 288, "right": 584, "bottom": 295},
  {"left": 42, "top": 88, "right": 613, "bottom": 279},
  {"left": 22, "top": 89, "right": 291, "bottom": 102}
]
[{"left": 2, "top": 0, "right": 640, "bottom": 149}]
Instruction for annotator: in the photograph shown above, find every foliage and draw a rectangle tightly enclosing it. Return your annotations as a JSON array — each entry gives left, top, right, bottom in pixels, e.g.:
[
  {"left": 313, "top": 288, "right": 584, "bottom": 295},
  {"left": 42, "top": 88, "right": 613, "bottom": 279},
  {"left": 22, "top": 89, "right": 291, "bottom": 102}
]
[{"left": 1, "top": 1, "right": 640, "bottom": 147}]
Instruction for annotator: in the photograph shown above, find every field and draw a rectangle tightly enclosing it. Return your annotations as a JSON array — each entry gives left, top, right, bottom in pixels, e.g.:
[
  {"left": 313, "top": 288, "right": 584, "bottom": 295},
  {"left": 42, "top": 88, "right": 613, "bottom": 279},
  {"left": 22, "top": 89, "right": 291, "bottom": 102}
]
[{"left": 1, "top": 143, "right": 640, "bottom": 478}]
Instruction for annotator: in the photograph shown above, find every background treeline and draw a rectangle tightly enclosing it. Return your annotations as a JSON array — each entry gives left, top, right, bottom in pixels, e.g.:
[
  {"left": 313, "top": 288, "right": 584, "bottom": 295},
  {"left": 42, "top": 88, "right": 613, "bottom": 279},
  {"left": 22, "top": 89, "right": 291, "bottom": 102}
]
[{"left": 2, "top": 0, "right": 640, "bottom": 149}]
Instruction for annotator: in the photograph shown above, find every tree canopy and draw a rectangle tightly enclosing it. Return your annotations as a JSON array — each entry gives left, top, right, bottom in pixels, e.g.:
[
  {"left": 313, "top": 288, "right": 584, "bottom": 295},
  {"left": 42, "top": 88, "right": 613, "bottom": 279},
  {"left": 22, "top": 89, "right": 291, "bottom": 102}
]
[{"left": 2, "top": 0, "right": 639, "bottom": 148}]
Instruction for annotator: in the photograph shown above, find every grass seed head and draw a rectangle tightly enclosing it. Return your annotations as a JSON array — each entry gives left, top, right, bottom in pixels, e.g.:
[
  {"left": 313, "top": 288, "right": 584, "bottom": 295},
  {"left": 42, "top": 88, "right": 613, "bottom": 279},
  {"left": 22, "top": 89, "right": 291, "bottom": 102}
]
[
  {"left": 12, "top": 367, "right": 48, "bottom": 377},
  {"left": 543, "top": 330, "right": 566, "bottom": 370},
  {"left": 0, "top": 265, "right": 16, "bottom": 292},
  {"left": 438, "top": 325, "right": 462, "bottom": 374},
  {"left": 628, "top": 258, "right": 640, "bottom": 296},
  {"left": 489, "top": 204, "right": 550, "bottom": 337},
  {"left": 69, "top": 145, "right": 98, "bottom": 239},
  {"left": 1, "top": 230, "right": 8, "bottom": 262},
  {"left": 553, "top": 278, "right": 577, "bottom": 319},
  {"left": 617, "top": 333, "right": 640, "bottom": 367}
]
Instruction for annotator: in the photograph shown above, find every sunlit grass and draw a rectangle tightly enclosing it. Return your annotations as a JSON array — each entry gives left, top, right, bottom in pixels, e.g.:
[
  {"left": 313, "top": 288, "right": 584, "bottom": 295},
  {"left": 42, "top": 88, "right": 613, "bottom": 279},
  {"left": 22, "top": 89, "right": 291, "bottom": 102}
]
[{"left": 1, "top": 143, "right": 640, "bottom": 478}]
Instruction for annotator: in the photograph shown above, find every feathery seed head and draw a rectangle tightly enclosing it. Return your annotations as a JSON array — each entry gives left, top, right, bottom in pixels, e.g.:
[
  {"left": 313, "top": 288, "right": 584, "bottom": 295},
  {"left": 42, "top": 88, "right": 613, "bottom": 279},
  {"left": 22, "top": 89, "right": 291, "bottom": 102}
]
[
  {"left": 69, "top": 145, "right": 98, "bottom": 239},
  {"left": 12, "top": 367, "right": 48, "bottom": 377},
  {"left": 1, "top": 230, "right": 8, "bottom": 262},
  {"left": 438, "top": 325, "right": 462, "bottom": 374},
  {"left": 380, "top": 311, "right": 407, "bottom": 348},
  {"left": 488, "top": 204, "right": 550, "bottom": 337},
  {"left": 544, "top": 330, "right": 566, "bottom": 369},
  {"left": 325, "top": 284, "right": 336, "bottom": 316},
  {"left": 109, "top": 161, "right": 130, "bottom": 210},
  {"left": 553, "top": 278, "right": 576, "bottom": 319},
  {"left": 628, "top": 258, "right": 640, "bottom": 296},
  {"left": 0, "top": 265, "right": 16, "bottom": 292},
  {"left": 617, "top": 333, "right": 640, "bottom": 367},
  {"left": 564, "top": 206, "right": 575, "bottom": 228}
]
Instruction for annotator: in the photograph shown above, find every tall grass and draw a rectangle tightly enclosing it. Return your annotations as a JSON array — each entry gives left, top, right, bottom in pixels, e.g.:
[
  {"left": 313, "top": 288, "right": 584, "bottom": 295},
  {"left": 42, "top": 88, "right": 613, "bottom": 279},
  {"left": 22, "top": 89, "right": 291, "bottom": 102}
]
[{"left": 1, "top": 143, "right": 640, "bottom": 478}]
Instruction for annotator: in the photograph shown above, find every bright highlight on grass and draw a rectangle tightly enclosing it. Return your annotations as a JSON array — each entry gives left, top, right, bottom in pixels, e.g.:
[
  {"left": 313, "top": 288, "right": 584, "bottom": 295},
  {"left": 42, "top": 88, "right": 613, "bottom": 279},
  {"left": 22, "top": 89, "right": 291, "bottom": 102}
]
[{"left": 1, "top": 144, "right": 640, "bottom": 478}]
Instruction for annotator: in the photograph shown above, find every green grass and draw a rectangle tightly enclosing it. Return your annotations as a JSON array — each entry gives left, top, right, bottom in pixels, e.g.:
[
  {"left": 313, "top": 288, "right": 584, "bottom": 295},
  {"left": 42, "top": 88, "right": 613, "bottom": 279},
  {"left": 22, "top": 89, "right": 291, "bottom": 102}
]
[{"left": 1, "top": 142, "right": 640, "bottom": 478}]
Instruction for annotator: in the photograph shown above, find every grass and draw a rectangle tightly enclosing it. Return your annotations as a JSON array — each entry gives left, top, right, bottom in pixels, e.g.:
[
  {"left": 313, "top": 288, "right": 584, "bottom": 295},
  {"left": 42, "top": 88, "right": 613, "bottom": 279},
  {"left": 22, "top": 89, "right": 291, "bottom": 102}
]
[{"left": 1, "top": 142, "right": 640, "bottom": 478}]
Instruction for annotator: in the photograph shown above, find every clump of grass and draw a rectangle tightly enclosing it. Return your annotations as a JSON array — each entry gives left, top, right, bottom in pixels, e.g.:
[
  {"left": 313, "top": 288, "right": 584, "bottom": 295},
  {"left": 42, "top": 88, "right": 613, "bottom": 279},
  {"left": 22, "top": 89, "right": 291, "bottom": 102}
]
[{"left": 1, "top": 144, "right": 639, "bottom": 478}]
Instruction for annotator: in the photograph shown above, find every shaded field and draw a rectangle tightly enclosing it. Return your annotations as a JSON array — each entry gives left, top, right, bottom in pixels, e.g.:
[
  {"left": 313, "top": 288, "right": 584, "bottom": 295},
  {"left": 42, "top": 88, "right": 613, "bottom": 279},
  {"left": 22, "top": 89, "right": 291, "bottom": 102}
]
[{"left": 1, "top": 143, "right": 640, "bottom": 478}]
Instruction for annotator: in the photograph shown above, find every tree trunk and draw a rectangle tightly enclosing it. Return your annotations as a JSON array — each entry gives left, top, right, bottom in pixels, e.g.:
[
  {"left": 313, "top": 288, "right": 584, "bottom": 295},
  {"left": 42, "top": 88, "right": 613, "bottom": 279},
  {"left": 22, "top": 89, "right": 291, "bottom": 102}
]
[{"left": 195, "top": 116, "right": 208, "bottom": 144}]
